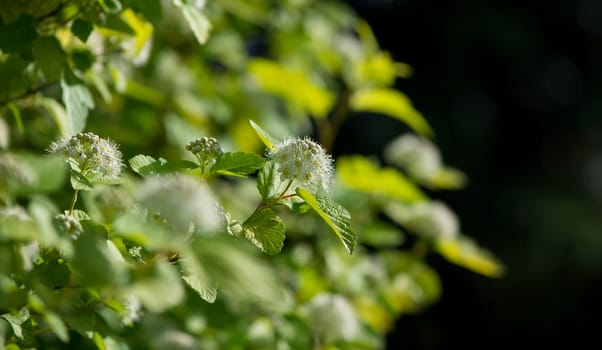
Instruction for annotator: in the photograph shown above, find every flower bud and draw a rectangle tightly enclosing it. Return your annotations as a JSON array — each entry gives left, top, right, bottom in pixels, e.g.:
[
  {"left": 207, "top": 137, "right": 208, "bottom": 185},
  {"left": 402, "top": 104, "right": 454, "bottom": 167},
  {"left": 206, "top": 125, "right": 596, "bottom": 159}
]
[{"left": 185, "top": 137, "right": 223, "bottom": 172}]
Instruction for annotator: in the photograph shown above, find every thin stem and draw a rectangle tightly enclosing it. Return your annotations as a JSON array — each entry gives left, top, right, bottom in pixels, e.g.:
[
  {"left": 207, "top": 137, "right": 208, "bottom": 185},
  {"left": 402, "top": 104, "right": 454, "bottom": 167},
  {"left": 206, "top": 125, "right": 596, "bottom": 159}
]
[{"left": 69, "top": 189, "right": 79, "bottom": 216}]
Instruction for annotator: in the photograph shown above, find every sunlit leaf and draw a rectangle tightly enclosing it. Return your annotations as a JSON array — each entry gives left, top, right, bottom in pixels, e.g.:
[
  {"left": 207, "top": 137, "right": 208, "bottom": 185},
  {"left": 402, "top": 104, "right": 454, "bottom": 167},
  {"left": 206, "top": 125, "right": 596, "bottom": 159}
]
[
  {"left": 296, "top": 188, "right": 356, "bottom": 254},
  {"left": 249, "top": 120, "right": 277, "bottom": 150},
  {"left": 173, "top": 0, "right": 211, "bottom": 44},
  {"left": 61, "top": 68, "right": 94, "bottom": 135},
  {"left": 242, "top": 208, "right": 286, "bottom": 255},
  {"left": 248, "top": 59, "right": 335, "bottom": 118},
  {"left": 436, "top": 235, "right": 505, "bottom": 278},
  {"left": 130, "top": 261, "right": 185, "bottom": 312},
  {"left": 337, "top": 155, "right": 426, "bottom": 203},
  {"left": 350, "top": 88, "right": 433, "bottom": 137},
  {"left": 128, "top": 154, "right": 171, "bottom": 177}
]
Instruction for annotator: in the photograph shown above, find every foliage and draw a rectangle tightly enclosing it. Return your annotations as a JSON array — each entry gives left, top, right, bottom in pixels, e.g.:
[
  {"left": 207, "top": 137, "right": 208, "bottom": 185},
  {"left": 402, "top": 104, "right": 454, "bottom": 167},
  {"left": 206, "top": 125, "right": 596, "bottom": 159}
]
[{"left": 0, "top": 0, "right": 503, "bottom": 349}]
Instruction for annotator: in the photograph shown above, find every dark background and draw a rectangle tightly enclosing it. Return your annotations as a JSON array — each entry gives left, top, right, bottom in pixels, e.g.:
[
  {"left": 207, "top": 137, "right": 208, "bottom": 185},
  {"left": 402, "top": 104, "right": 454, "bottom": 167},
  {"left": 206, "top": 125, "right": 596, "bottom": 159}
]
[{"left": 341, "top": 0, "right": 602, "bottom": 347}]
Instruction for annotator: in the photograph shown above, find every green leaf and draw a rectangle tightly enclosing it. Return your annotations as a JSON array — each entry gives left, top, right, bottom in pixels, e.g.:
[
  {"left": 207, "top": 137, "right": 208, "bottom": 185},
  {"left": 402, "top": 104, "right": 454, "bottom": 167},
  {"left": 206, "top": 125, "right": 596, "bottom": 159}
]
[
  {"left": 249, "top": 120, "right": 277, "bottom": 150},
  {"left": 242, "top": 208, "right": 286, "bottom": 255},
  {"left": 296, "top": 188, "right": 356, "bottom": 254},
  {"left": 360, "top": 221, "right": 404, "bottom": 248},
  {"left": 212, "top": 152, "right": 264, "bottom": 177},
  {"left": 130, "top": 261, "right": 185, "bottom": 312},
  {"left": 350, "top": 88, "right": 433, "bottom": 137},
  {"left": 256, "top": 161, "right": 287, "bottom": 201},
  {"left": 71, "top": 18, "right": 94, "bottom": 42},
  {"left": 32, "top": 37, "right": 66, "bottom": 82},
  {"left": 71, "top": 49, "right": 94, "bottom": 72},
  {"left": 174, "top": 1, "right": 211, "bottom": 44},
  {"left": 112, "top": 212, "right": 172, "bottom": 250},
  {"left": 128, "top": 154, "right": 172, "bottom": 177},
  {"left": 337, "top": 155, "right": 426, "bottom": 203},
  {"left": 70, "top": 171, "right": 94, "bottom": 191},
  {"left": 0, "top": 308, "right": 29, "bottom": 340},
  {"left": 123, "top": 0, "right": 162, "bottom": 21},
  {"left": 435, "top": 235, "right": 505, "bottom": 278},
  {"left": 0, "top": 15, "right": 37, "bottom": 54},
  {"left": 44, "top": 312, "right": 69, "bottom": 342},
  {"left": 97, "top": 0, "right": 123, "bottom": 13},
  {"left": 72, "top": 223, "right": 128, "bottom": 287},
  {"left": 248, "top": 59, "right": 335, "bottom": 117},
  {"left": 180, "top": 249, "right": 217, "bottom": 303},
  {"left": 61, "top": 68, "right": 94, "bottom": 135},
  {"left": 6, "top": 102, "right": 23, "bottom": 134}
]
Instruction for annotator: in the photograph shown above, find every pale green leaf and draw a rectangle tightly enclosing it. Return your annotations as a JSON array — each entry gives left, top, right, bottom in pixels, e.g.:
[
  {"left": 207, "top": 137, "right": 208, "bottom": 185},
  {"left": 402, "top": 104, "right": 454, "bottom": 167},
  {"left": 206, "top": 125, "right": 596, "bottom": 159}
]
[
  {"left": 130, "top": 261, "right": 185, "bottom": 312},
  {"left": 212, "top": 152, "right": 264, "bottom": 177},
  {"left": 337, "top": 155, "right": 426, "bottom": 203},
  {"left": 174, "top": 1, "right": 211, "bottom": 44},
  {"left": 70, "top": 171, "right": 94, "bottom": 191},
  {"left": 296, "top": 188, "right": 356, "bottom": 254},
  {"left": 248, "top": 59, "right": 335, "bottom": 118},
  {"left": 40, "top": 98, "right": 69, "bottom": 137},
  {"left": 44, "top": 312, "right": 69, "bottom": 342},
  {"left": 429, "top": 167, "right": 468, "bottom": 190},
  {"left": 435, "top": 235, "right": 505, "bottom": 278},
  {"left": 249, "top": 120, "right": 276, "bottom": 150},
  {"left": 256, "top": 161, "right": 288, "bottom": 201},
  {"left": 1, "top": 308, "right": 29, "bottom": 340},
  {"left": 350, "top": 88, "right": 433, "bottom": 137},
  {"left": 128, "top": 154, "right": 171, "bottom": 177},
  {"left": 61, "top": 69, "right": 94, "bottom": 135},
  {"left": 181, "top": 249, "right": 217, "bottom": 303},
  {"left": 242, "top": 208, "right": 286, "bottom": 255}
]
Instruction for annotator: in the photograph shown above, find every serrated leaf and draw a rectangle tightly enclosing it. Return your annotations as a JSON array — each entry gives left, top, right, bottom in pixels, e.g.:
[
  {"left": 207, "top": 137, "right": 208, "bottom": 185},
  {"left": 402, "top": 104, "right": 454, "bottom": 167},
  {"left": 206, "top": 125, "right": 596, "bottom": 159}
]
[
  {"left": 61, "top": 68, "right": 94, "bottom": 135},
  {"left": 128, "top": 154, "right": 171, "bottom": 177},
  {"left": 257, "top": 161, "right": 287, "bottom": 201},
  {"left": 337, "top": 155, "right": 426, "bottom": 203},
  {"left": 435, "top": 235, "right": 505, "bottom": 278},
  {"left": 249, "top": 120, "right": 276, "bottom": 150},
  {"left": 174, "top": 1, "right": 211, "bottom": 44},
  {"left": 242, "top": 208, "right": 285, "bottom": 255},
  {"left": 350, "top": 88, "right": 433, "bottom": 137},
  {"left": 32, "top": 37, "right": 66, "bottom": 82},
  {"left": 296, "top": 188, "right": 356, "bottom": 254},
  {"left": 212, "top": 152, "right": 264, "bottom": 177}
]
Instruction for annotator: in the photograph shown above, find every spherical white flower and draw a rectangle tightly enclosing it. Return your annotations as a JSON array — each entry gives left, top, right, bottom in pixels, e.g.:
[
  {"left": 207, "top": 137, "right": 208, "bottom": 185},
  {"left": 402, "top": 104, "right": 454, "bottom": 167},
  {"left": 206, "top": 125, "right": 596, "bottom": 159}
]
[
  {"left": 48, "top": 132, "right": 123, "bottom": 183},
  {"left": 269, "top": 137, "right": 334, "bottom": 194},
  {"left": 55, "top": 213, "right": 83, "bottom": 238}
]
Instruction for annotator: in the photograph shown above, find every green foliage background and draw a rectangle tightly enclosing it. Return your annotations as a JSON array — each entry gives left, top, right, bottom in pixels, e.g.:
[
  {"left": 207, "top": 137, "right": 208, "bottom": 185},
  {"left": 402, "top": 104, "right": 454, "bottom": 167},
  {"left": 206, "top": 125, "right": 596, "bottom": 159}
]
[{"left": 0, "top": 1, "right": 503, "bottom": 349}]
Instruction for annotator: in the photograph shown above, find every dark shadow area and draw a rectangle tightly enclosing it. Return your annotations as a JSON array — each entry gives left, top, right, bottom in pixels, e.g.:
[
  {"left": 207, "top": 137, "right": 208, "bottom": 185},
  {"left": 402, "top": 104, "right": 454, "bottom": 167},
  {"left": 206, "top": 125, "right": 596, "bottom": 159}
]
[{"left": 342, "top": 0, "right": 602, "bottom": 347}]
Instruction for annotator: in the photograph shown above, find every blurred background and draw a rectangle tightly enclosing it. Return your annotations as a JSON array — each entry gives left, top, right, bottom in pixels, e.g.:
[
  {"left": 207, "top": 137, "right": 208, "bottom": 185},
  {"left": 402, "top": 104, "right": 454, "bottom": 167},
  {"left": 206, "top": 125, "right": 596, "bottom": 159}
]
[{"left": 341, "top": 0, "right": 602, "bottom": 347}]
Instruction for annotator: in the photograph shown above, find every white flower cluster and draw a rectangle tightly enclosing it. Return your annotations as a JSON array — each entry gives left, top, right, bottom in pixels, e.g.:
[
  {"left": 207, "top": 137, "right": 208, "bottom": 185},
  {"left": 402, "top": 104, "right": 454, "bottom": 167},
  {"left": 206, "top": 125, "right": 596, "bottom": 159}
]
[
  {"left": 137, "top": 175, "right": 222, "bottom": 234},
  {"left": 384, "top": 134, "right": 441, "bottom": 181},
  {"left": 269, "top": 137, "right": 334, "bottom": 194},
  {"left": 48, "top": 132, "right": 124, "bottom": 182},
  {"left": 185, "top": 137, "right": 223, "bottom": 170}
]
